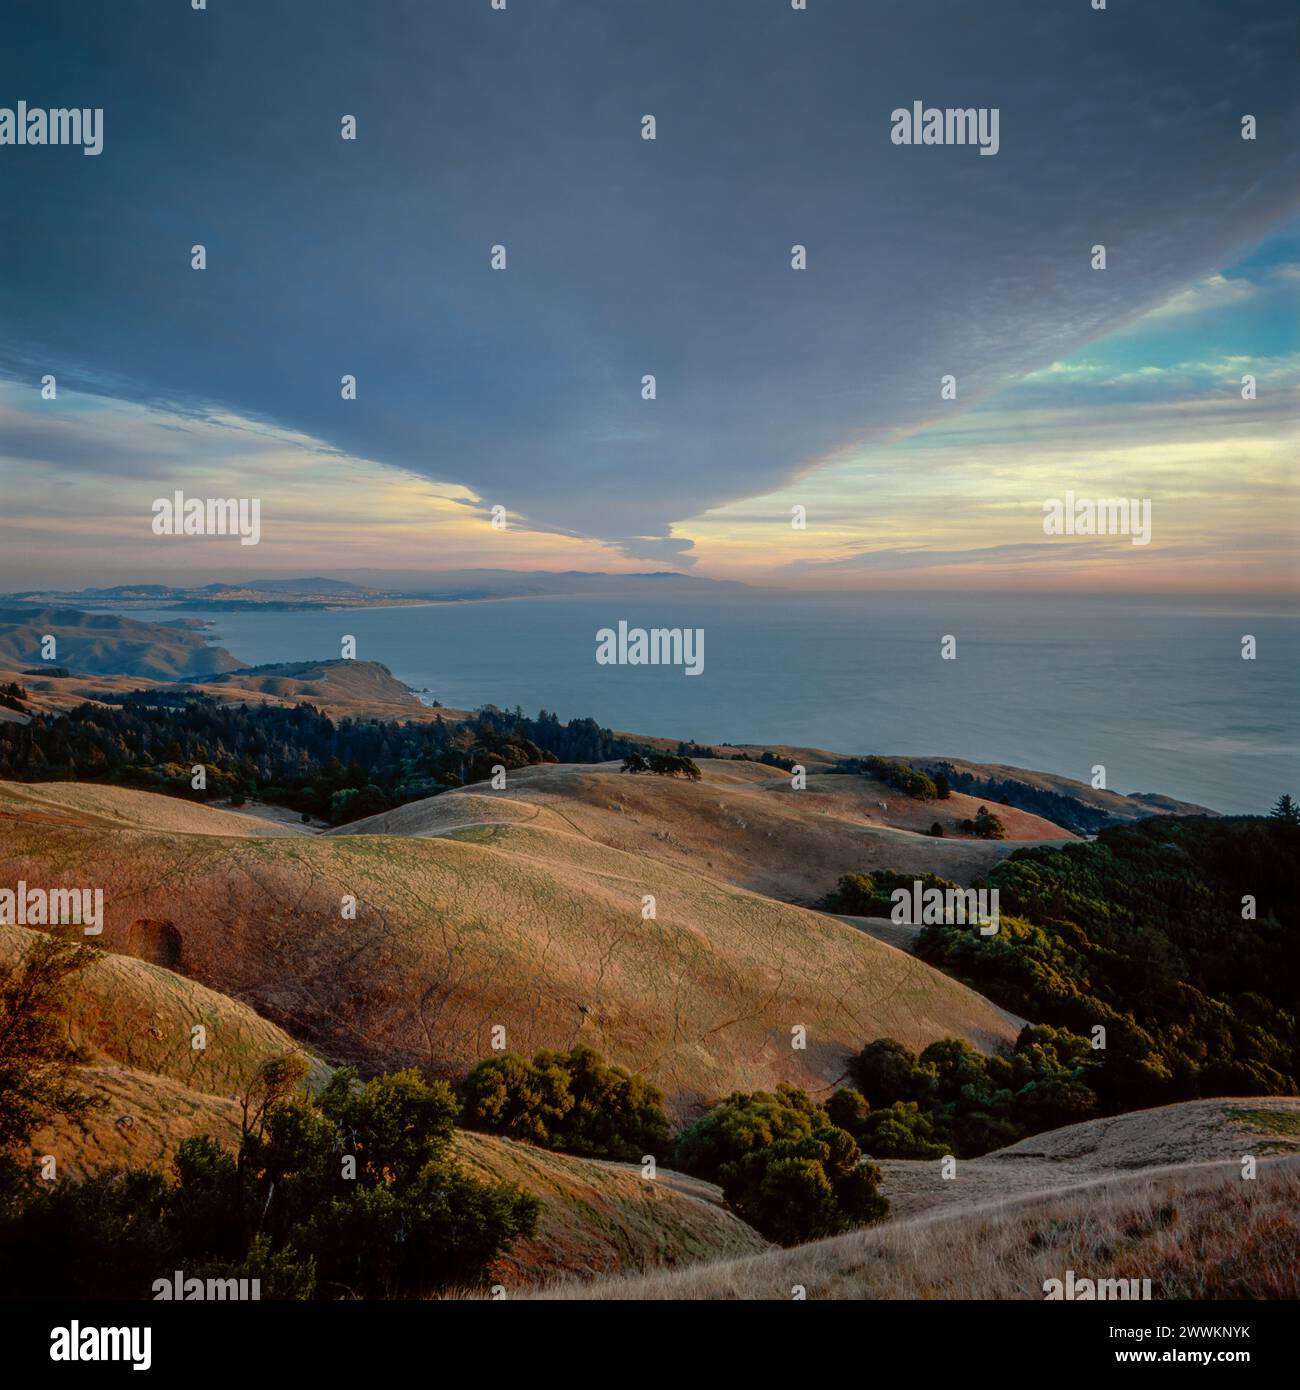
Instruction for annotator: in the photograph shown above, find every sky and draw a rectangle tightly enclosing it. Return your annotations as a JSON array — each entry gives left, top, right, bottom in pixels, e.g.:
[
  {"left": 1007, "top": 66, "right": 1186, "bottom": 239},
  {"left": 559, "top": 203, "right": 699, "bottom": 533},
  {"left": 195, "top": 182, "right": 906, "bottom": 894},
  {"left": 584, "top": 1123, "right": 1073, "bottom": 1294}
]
[{"left": 1, "top": 0, "right": 1297, "bottom": 594}]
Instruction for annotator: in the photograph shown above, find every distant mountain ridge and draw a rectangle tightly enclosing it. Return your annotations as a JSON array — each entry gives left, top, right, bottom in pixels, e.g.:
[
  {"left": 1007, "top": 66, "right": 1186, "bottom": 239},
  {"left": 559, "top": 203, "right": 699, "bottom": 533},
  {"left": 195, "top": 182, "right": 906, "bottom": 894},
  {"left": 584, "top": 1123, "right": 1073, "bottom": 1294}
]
[
  {"left": 6, "top": 569, "right": 751, "bottom": 611},
  {"left": 0, "top": 605, "right": 241, "bottom": 681}
]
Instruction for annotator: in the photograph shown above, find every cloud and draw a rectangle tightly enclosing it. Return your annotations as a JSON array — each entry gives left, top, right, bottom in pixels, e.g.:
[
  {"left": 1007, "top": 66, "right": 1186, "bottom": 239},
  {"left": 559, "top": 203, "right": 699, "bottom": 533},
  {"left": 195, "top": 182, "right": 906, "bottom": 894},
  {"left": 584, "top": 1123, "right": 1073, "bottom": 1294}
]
[
  {"left": 1, "top": 1, "right": 1298, "bottom": 563},
  {"left": 1143, "top": 272, "right": 1259, "bottom": 319},
  {"left": 782, "top": 540, "right": 1107, "bottom": 576}
]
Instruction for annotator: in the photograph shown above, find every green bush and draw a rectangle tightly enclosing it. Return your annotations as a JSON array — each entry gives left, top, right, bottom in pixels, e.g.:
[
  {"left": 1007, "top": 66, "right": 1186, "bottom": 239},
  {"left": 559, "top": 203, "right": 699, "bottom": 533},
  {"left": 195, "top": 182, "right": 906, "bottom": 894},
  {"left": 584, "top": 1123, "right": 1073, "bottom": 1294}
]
[
  {"left": 960, "top": 806, "right": 1007, "bottom": 839},
  {"left": 833, "top": 756, "right": 938, "bottom": 800},
  {"left": 0, "top": 1060, "right": 539, "bottom": 1300},
  {"left": 461, "top": 1046, "right": 670, "bottom": 1161},
  {"left": 844, "top": 1030, "right": 1102, "bottom": 1158},
  {"left": 915, "top": 815, "right": 1300, "bottom": 1111},
  {"left": 674, "top": 1085, "right": 887, "bottom": 1245},
  {"left": 821, "top": 869, "right": 962, "bottom": 918}
]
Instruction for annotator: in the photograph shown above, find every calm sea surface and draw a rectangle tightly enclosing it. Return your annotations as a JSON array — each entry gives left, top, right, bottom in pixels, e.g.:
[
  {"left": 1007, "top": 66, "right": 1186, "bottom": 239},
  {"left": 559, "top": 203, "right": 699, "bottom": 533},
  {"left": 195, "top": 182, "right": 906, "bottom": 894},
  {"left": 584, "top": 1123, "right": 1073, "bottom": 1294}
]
[{"left": 118, "top": 593, "right": 1299, "bottom": 815}]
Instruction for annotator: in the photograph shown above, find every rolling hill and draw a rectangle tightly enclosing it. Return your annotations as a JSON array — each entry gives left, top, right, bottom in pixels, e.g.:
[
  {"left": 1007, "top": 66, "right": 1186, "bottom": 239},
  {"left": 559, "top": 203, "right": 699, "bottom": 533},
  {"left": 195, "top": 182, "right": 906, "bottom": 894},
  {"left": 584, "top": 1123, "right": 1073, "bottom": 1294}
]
[
  {"left": 0, "top": 659, "right": 465, "bottom": 725},
  {"left": 527, "top": 1098, "right": 1300, "bottom": 1299},
  {"left": 0, "top": 606, "right": 241, "bottom": 680},
  {"left": 536, "top": 1153, "right": 1300, "bottom": 1300},
  {"left": 8, "top": 917, "right": 768, "bottom": 1287},
  {"left": 0, "top": 780, "right": 305, "bottom": 838},
  {"left": 0, "top": 922, "right": 331, "bottom": 1098},
  {"left": 29, "top": 1062, "right": 767, "bottom": 1289},
  {"left": 334, "top": 757, "right": 1073, "bottom": 903},
  {"left": 0, "top": 777, "right": 1025, "bottom": 1119}
]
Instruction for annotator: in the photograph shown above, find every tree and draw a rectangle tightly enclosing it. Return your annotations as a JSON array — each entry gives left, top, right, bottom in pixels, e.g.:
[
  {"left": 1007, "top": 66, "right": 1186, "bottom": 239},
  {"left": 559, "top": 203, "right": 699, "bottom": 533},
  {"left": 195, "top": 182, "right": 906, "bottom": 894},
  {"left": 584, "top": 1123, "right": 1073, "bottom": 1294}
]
[
  {"left": 961, "top": 806, "right": 1007, "bottom": 839},
  {"left": 847, "top": 1039, "right": 933, "bottom": 1107},
  {"left": 461, "top": 1047, "right": 668, "bottom": 1160},
  {"left": 674, "top": 1085, "right": 887, "bottom": 1244},
  {"left": 1270, "top": 794, "right": 1300, "bottom": 825},
  {"left": 0, "top": 1056, "right": 539, "bottom": 1299},
  {"left": 0, "top": 1169, "right": 172, "bottom": 1300},
  {"left": 861, "top": 1101, "right": 949, "bottom": 1159},
  {"left": 0, "top": 932, "right": 103, "bottom": 1198},
  {"left": 824, "top": 1087, "right": 870, "bottom": 1138}
]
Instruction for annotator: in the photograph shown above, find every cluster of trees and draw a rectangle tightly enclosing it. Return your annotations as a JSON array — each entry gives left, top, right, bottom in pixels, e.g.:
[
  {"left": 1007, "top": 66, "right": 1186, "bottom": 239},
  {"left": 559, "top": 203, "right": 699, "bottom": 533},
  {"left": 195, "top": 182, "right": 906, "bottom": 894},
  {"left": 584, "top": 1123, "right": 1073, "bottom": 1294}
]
[
  {"left": 460, "top": 1047, "right": 670, "bottom": 1161},
  {"left": 821, "top": 869, "right": 958, "bottom": 918},
  {"left": 620, "top": 752, "right": 702, "bottom": 780},
  {"left": 458, "top": 1048, "right": 889, "bottom": 1246},
  {"left": 755, "top": 750, "right": 798, "bottom": 772},
  {"left": 959, "top": 806, "right": 1007, "bottom": 839},
  {"left": 0, "top": 682, "right": 26, "bottom": 713},
  {"left": 922, "top": 762, "right": 1114, "bottom": 835},
  {"left": 0, "top": 696, "right": 653, "bottom": 825},
  {"left": 831, "top": 756, "right": 948, "bottom": 801},
  {"left": 700, "top": 746, "right": 797, "bottom": 771},
  {"left": 673, "top": 1085, "right": 887, "bottom": 1245},
  {"left": 915, "top": 814, "right": 1300, "bottom": 1109},
  {"left": 834, "top": 1029, "right": 1101, "bottom": 1159},
  {"left": 0, "top": 935, "right": 538, "bottom": 1299}
]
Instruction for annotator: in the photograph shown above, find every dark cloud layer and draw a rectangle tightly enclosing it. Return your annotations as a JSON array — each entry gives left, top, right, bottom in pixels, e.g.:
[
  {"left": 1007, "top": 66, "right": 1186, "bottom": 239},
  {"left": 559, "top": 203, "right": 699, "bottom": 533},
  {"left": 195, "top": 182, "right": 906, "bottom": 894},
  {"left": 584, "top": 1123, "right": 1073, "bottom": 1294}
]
[{"left": 2, "top": 1, "right": 1297, "bottom": 556}]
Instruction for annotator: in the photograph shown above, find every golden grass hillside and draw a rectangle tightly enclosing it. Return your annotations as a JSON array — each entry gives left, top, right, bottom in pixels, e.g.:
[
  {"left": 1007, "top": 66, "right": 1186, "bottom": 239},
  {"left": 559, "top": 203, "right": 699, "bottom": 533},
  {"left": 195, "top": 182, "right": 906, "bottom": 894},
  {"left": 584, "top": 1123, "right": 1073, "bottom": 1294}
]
[
  {"left": 31, "top": 1062, "right": 245, "bottom": 1180},
  {"left": 454, "top": 1131, "right": 768, "bottom": 1287},
  {"left": 0, "top": 779, "right": 1024, "bottom": 1118},
  {"left": 0, "top": 780, "right": 305, "bottom": 837},
  {"left": 335, "top": 758, "right": 1073, "bottom": 903},
  {"left": 872, "top": 1098, "right": 1300, "bottom": 1220},
  {"left": 534, "top": 1155, "right": 1300, "bottom": 1300},
  {"left": 0, "top": 659, "right": 468, "bottom": 725},
  {"left": 0, "top": 923, "right": 330, "bottom": 1097}
]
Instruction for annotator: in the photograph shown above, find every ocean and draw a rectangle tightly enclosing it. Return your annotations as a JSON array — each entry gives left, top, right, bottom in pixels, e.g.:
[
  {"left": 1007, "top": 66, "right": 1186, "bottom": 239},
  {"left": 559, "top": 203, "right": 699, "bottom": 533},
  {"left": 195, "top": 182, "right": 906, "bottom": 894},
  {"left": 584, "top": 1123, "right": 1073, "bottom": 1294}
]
[{"left": 119, "top": 592, "right": 1299, "bottom": 815}]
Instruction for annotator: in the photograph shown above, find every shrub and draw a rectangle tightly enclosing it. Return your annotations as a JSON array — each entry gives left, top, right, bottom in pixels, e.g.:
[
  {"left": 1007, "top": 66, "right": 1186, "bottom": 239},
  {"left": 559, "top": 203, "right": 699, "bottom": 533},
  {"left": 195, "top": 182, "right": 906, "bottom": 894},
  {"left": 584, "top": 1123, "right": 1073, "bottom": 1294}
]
[
  {"left": 461, "top": 1046, "right": 669, "bottom": 1161},
  {"left": 822, "top": 869, "right": 961, "bottom": 918},
  {"left": 960, "top": 806, "right": 1007, "bottom": 839},
  {"left": 0, "top": 1059, "right": 539, "bottom": 1299},
  {"left": 834, "top": 756, "right": 938, "bottom": 800},
  {"left": 848, "top": 1039, "right": 934, "bottom": 1106},
  {"left": 844, "top": 1029, "right": 1102, "bottom": 1158},
  {"left": 674, "top": 1085, "right": 887, "bottom": 1244},
  {"left": 861, "top": 1102, "right": 950, "bottom": 1159},
  {"left": 824, "top": 1087, "right": 870, "bottom": 1138},
  {"left": 0, "top": 932, "right": 103, "bottom": 1199}
]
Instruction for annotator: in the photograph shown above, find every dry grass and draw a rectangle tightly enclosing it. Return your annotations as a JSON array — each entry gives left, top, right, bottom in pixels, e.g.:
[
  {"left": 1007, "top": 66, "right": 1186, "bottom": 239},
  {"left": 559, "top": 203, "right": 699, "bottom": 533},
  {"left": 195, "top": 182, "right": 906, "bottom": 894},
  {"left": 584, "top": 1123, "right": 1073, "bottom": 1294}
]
[
  {"left": 0, "top": 781, "right": 1023, "bottom": 1118},
  {"left": 338, "top": 759, "right": 1071, "bottom": 904},
  {"left": 0, "top": 780, "right": 304, "bottom": 837},
  {"left": 0, "top": 923, "right": 330, "bottom": 1097},
  {"left": 531, "top": 1158, "right": 1300, "bottom": 1300},
  {"left": 30, "top": 1063, "right": 244, "bottom": 1180},
  {"left": 873, "top": 1098, "right": 1300, "bottom": 1219},
  {"left": 454, "top": 1132, "right": 768, "bottom": 1287},
  {"left": 0, "top": 660, "right": 467, "bottom": 725}
]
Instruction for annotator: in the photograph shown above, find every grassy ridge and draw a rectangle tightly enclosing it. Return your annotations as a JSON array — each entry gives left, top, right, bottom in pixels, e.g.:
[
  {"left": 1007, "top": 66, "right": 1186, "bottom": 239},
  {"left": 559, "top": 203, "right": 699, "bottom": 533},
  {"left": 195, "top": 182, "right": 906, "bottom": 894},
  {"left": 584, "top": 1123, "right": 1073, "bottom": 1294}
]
[{"left": 0, "top": 783, "right": 1023, "bottom": 1116}]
